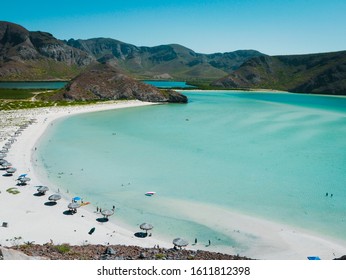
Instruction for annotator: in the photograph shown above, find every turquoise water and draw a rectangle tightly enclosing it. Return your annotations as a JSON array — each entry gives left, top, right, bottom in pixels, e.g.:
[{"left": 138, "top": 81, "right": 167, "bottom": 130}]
[
  {"left": 143, "top": 80, "right": 195, "bottom": 88},
  {"left": 0, "top": 80, "right": 190, "bottom": 89},
  {"left": 0, "top": 81, "right": 67, "bottom": 89},
  {"left": 36, "top": 91, "right": 346, "bottom": 250}
]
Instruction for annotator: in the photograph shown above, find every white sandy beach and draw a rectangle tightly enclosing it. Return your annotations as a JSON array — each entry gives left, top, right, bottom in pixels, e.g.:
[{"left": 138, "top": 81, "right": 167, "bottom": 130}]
[{"left": 1, "top": 99, "right": 346, "bottom": 260}]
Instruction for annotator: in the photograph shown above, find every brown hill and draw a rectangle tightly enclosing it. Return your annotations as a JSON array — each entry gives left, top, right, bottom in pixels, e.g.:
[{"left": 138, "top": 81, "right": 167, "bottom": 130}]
[
  {"left": 212, "top": 51, "right": 346, "bottom": 95},
  {"left": 48, "top": 63, "right": 187, "bottom": 103}
]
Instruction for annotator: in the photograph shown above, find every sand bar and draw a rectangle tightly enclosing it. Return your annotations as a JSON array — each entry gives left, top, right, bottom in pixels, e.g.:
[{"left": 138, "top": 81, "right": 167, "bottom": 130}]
[{"left": 1, "top": 100, "right": 346, "bottom": 259}]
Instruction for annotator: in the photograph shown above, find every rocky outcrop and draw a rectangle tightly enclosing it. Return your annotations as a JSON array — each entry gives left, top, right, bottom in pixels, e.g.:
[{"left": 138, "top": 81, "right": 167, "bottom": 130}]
[
  {"left": 4, "top": 244, "right": 251, "bottom": 260},
  {"left": 49, "top": 63, "right": 187, "bottom": 103}
]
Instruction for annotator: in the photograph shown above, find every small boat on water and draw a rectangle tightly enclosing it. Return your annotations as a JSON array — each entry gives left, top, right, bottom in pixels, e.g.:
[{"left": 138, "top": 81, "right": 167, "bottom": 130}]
[{"left": 145, "top": 191, "right": 156, "bottom": 196}]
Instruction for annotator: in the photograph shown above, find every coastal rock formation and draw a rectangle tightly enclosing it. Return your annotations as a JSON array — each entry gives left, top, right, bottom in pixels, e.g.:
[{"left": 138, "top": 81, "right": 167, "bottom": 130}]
[
  {"left": 212, "top": 51, "right": 346, "bottom": 95},
  {"left": 49, "top": 63, "right": 188, "bottom": 103}
]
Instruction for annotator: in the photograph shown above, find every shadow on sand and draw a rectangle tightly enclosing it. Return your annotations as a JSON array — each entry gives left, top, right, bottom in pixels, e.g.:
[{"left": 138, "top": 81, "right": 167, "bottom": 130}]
[
  {"left": 33, "top": 192, "right": 45, "bottom": 197},
  {"left": 96, "top": 217, "right": 109, "bottom": 223},
  {"left": 63, "top": 210, "right": 75, "bottom": 215},
  {"left": 134, "top": 232, "right": 148, "bottom": 238},
  {"left": 44, "top": 201, "right": 57, "bottom": 206}
]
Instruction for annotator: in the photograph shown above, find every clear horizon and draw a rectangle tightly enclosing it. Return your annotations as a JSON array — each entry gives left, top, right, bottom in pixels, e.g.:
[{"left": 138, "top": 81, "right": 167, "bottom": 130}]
[{"left": 1, "top": 0, "right": 346, "bottom": 56}]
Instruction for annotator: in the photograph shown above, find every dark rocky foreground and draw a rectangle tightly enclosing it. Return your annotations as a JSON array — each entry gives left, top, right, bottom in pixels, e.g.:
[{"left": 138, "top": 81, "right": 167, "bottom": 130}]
[{"left": 3, "top": 244, "right": 251, "bottom": 260}]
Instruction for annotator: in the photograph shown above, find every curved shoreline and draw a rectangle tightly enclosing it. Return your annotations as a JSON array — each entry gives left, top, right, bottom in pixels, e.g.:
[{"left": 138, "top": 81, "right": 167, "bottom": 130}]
[
  {"left": 0, "top": 101, "right": 173, "bottom": 250},
  {"left": 1, "top": 100, "right": 346, "bottom": 260}
]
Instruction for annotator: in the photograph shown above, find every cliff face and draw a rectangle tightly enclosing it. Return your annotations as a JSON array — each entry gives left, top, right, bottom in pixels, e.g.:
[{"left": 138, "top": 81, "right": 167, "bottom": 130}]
[
  {"left": 212, "top": 51, "right": 346, "bottom": 95},
  {"left": 0, "top": 21, "right": 94, "bottom": 80},
  {"left": 49, "top": 63, "right": 187, "bottom": 103}
]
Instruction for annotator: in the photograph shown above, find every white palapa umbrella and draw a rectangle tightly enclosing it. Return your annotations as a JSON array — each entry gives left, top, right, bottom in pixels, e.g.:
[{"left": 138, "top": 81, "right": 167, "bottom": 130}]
[
  {"left": 173, "top": 238, "right": 189, "bottom": 248},
  {"left": 101, "top": 209, "right": 114, "bottom": 219},
  {"left": 48, "top": 194, "right": 62, "bottom": 202},
  {"left": 37, "top": 186, "right": 49, "bottom": 194},
  {"left": 140, "top": 223, "right": 153, "bottom": 234}
]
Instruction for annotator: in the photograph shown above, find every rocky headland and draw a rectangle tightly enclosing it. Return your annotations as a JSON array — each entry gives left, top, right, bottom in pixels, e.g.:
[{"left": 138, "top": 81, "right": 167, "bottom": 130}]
[{"left": 46, "top": 63, "right": 187, "bottom": 103}]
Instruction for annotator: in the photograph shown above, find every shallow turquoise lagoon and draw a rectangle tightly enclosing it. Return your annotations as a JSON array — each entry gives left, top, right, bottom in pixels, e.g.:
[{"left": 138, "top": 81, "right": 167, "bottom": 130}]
[{"left": 36, "top": 91, "right": 346, "bottom": 250}]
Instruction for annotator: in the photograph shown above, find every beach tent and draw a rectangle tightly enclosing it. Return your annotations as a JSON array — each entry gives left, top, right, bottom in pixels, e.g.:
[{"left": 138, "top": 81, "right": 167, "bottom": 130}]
[
  {"left": 307, "top": 256, "right": 321, "bottom": 260},
  {"left": 73, "top": 196, "right": 82, "bottom": 203}
]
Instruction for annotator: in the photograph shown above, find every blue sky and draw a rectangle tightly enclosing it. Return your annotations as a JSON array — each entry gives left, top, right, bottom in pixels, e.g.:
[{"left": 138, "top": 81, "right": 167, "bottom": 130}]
[{"left": 1, "top": 0, "right": 346, "bottom": 55}]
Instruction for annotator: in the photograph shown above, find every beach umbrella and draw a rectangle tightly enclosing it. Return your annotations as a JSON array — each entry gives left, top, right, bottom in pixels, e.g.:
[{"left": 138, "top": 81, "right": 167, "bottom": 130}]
[
  {"left": 140, "top": 223, "right": 153, "bottom": 234},
  {"left": 2, "top": 162, "right": 11, "bottom": 168},
  {"left": 17, "top": 177, "right": 31, "bottom": 185},
  {"left": 6, "top": 167, "right": 17, "bottom": 174},
  {"left": 68, "top": 202, "right": 80, "bottom": 213},
  {"left": 0, "top": 155, "right": 6, "bottom": 159},
  {"left": 48, "top": 194, "right": 62, "bottom": 202},
  {"left": 173, "top": 238, "right": 189, "bottom": 249},
  {"left": 18, "top": 174, "right": 27, "bottom": 178},
  {"left": 19, "top": 177, "right": 31, "bottom": 182},
  {"left": 101, "top": 209, "right": 114, "bottom": 219},
  {"left": 37, "top": 186, "right": 49, "bottom": 194},
  {"left": 0, "top": 158, "right": 7, "bottom": 164}
]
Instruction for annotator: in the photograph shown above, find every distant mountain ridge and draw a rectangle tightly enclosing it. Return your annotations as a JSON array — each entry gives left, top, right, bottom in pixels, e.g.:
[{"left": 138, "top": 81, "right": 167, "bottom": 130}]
[
  {"left": 0, "top": 21, "right": 263, "bottom": 81},
  {"left": 212, "top": 51, "right": 346, "bottom": 95},
  {"left": 66, "top": 38, "right": 263, "bottom": 80},
  {"left": 1, "top": 21, "right": 345, "bottom": 95}
]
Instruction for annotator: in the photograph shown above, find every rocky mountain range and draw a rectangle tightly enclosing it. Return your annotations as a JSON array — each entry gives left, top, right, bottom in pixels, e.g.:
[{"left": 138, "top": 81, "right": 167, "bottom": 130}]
[
  {"left": 1, "top": 21, "right": 345, "bottom": 95},
  {"left": 0, "top": 21, "right": 263, "bottom": 82},
  {"left": 66, "top": 38, "right": 263, "bottom": 81},
  {"left": 212, "top": 51, "right": 346, "bottom": 95}
]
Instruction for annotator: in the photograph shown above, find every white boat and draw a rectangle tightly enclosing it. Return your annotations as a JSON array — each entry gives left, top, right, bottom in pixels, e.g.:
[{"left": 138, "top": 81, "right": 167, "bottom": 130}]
[{"left": 145, "top": 191, "right": 156, "bottom": 196}]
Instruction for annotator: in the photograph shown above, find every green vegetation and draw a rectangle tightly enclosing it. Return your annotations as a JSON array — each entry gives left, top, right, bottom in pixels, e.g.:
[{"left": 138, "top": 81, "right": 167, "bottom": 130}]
[
  {"left": 0, "top": 87, "right": 103, "bottom": 110},
  {"left": 0, "top": 88, "right": 37, "bottom": 99},
  {"left": 155, "top": 253, "right": 167, "bottom": 260},
  {"left": 54, "top": 244, "right": 71, "bottom": 254},
  {"left": 6, "top": 187, "right": 20, "bottom": 195}
]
